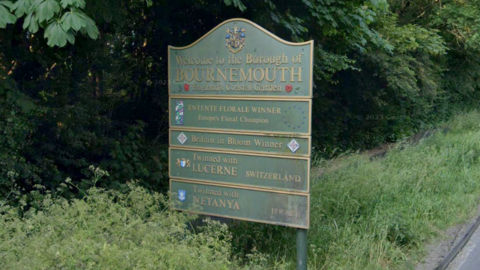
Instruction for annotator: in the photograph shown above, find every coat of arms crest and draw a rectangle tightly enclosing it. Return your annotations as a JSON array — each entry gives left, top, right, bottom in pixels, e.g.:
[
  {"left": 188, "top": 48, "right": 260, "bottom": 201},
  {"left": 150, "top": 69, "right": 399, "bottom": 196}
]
[
  {"left": 178, "top": 190, "right": 186, "bottom": 202},
  {"left": 176, "top": 158, "right": 190, "bottom": 168},
  {"left": 226, "top": 26, "right": 246, "bottom": 54}
]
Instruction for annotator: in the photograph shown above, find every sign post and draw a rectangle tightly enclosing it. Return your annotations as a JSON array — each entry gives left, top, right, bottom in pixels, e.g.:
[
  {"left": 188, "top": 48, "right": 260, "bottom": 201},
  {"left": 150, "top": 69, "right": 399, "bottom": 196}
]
[
  {"left": 297, "top": 228, "right": 308, "bottom": 270},
  {"left": 168, "top": 18, "right": 313, "bottom": 269}
]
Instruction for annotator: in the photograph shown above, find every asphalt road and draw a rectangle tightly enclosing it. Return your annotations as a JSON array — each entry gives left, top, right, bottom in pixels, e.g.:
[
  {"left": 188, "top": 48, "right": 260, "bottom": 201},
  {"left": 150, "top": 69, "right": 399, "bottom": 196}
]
[{"left": 447, "top": 222, "right": 480, "bottom": 270}]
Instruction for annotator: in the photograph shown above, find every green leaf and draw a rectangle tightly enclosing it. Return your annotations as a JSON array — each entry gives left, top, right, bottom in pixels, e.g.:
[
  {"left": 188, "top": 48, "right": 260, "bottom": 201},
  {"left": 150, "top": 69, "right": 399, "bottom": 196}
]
[
  {"left": 30, "top": 0, "right": 42, "bottom": 11},
  {"left": 223, "top": 0, "right": 232, "bottom": 6},
  {"left": 0, "top": 2, "right": 17, "bottom": 28},
  {"left": 0, "top": 0, "right": 13, "bottom": 8},
  {"left": 78, "top": 13, "right": 98, "bottom": 39},
  {"left": 11, "top": 0, "right": 31, "bottom": 17},
  {"left": 22, "top": 12, "right": 39, "bottom": 32},
  {"left": 66, "top": 29, "right": 74, "bottom": 43},
  {"left": 22, "top": 9, "right": 31, "bottom": 25},
  {"left": 60, "top": 0, "right": 84, "bottom": 9},
  {"left": 35, "top": 0, "right": 60, "bottom": 22},
  {"left": 232, "top": 0, "right": 246, "bottom": 11},
  {"left": 61, "top": 11, "right": 86, "bottom": 31},
  {"left": 44, "top": 21, "right": 74, "bottom": 47}
]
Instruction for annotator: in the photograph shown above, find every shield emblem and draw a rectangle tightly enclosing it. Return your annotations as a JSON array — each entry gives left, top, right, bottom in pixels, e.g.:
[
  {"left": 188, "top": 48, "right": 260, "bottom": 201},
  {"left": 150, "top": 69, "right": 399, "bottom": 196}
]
[
  {"left": 178, "top": 190, "right": 186, "bottom": 202},
  {"left": 177, "top": 158, "right": 190, "bottom": 168},
  {"left": 226, "top": 26, "right": 246, "bottom": 54}
]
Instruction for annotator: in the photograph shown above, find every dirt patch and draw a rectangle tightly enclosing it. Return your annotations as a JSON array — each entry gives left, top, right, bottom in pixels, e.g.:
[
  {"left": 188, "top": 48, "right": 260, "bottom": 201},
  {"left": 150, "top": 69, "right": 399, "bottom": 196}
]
[{"left": 415, "top": 203, "right": 480, "bottom": 270}]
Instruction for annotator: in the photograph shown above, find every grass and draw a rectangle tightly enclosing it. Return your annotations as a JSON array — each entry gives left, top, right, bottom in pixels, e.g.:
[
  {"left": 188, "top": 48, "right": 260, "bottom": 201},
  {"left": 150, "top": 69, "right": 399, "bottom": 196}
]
[
  {"left": 1, "top": 111, "right": 480, "bottom": 269},
  {"left": 0, "top": 184, "right": 250, "bottom": 269},
  {"left": 230, "top": 110, "right": 480, "bottom": 269}
]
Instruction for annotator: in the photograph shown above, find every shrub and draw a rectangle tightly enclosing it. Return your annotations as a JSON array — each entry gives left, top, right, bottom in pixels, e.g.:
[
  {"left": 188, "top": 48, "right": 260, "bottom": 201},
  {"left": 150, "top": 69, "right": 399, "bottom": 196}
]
[{"left": 0, "top": 183, "right": 241, "bottom": 269}]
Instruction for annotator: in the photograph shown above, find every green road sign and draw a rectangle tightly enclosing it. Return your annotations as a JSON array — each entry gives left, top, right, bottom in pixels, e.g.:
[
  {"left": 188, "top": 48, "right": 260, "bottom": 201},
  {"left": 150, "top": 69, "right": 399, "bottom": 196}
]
[
  {"left": 168, "top": 18, "right": 313, "bottom": 239},
  {"left": 170, "top": 98, "right": 311, "bottom": 135},
  {"left": 171, "top": 179, "right": 309, "bottom": 228},
  {"left": 170, "top": 148, "right": 310, "bottom": 193},
  {"left": 169, "top": 19, "right": 313, "bottom": 98},
  {"left": 170, "top": 130, "right": 311, "bottom": 156}
]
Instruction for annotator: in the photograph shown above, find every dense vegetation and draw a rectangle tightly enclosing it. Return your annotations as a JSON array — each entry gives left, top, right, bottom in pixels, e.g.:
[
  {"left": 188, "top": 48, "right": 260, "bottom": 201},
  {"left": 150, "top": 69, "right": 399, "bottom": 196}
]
[
  {"left": 0, "top": 180, "right": 254, "bottom": 269},
  {"left": 2, "top": 110, "right": 480, "bottom": 269},
  {"left": 1, "top": 0, "right": 480, "bottom": 268},
  {"left": 1, "top": 0, "right": 480, "bottom": 193},
  {"left": 230, "top": 110, "right": 480, "bottom": 269}
]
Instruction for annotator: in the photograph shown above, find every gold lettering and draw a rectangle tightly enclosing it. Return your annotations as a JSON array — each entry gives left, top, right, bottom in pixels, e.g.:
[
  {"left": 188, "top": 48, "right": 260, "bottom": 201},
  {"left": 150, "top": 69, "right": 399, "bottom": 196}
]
[
  {"left": 217, "top": 68, "right": 227, "bottom": 82},
  {"left": 290, "top": 67, "right": 302, "bottom": 82},
  {"left": 176, "top": 55, "right": 184, "bottom": 64},
  {"left": 233, "top": 201, "right": 240, "bottom": 210},
  {"left": 176, "top": 69, "right": 184, "bottom": 82},
  {"left": 192, "top": 163, "right": 238, "bottom": 176},
  {"left": 253, "top": 68, "right": 265, "bottom": 82},
  {"left": 194, "top": 69, "right": 204, "bottom": 82},
  {"left": 193, "top": 196, "right": 240, "bottom": 210},
  {"left": 277, "top": 67, "right": 288, "bottom": 82},
  {"left": 239, "top": 68, "right": 252, "bottom": 82},
  {"left": 265, "top": 68, "right": 276, "bottom": 82},
  {"left": 245, "top": 171, "right": 302, "bottom": 182},
  {"left": 281, "top": 53, "right": 288, "bottom": 64},
  {"left": 184, "top": 69, "right": 194, "bottom": 82},
  {"left": 206, "top": 68, "right": 216, "bottom": 82},
  {"left": 246, "top": 54, "right": 253, "bottom": 64},
  {"left": 228, "top": 137, "right": 251, "bottom": 146},
  {"left": 229, "top": 68, "right": 238, "bottom": 82}
]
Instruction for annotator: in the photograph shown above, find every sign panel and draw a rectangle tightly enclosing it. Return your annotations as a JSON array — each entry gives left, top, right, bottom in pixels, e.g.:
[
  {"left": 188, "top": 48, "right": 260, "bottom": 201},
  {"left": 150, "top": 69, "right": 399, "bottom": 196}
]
[
  {"left": 169, "top": 19, "right": 313, "bottom": 98},
  {"left": 168, "top": 18, "right": 313, "bottom": 229},
  {"left": 170, "top": 98, "right": 311, "bottom": 135},
  {"left": 171, "top": 179, "right": 309, "bottom": 228},
  {"left": 170, "top": 148, "right": 309, "bottom": 193},
  {"left": 170, "top": 130, "right": 311, "bottom": 156}
]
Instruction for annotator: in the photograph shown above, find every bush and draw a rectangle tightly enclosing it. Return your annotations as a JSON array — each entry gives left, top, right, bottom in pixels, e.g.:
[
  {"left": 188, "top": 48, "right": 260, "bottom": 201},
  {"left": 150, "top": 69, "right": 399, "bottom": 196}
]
[
  {"left": 230, "top": 110, "right": 480, "bottom": 269},
  {"left": 0, "top": 183, "right": 241, "bottom": 269}
]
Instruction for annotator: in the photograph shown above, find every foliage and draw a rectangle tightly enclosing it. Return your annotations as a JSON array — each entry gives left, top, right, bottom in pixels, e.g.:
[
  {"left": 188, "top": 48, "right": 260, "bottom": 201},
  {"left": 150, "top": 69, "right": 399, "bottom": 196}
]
[
  {"left": 0, "top": 0, "right": 98, "bottom": 46},
  {"left": 0, "top": 0, "right": 479, "bottom": 201},
  {"left": 2, "top": 0, "right": 480, "bottom": 187},
  {"left": 231, "top": 110, "right": 480, "bottom": 269},
  {"left": 430, "top": 0, "right": 480, "bottom": 51},
  {"left": 0, "top": 0, "right": 153, "bottom": 47},
  {"left": 302, "top": 0, "right": 392, "bottom": 53},
  {"left": 0, "top": 182, "right": 250, "bottom": 269},
  {"left": 0, "top": 1, "right": 17, "bottom": 28},
  {"left": 1, "top": 0, "right": 480, "bottom": 268},
  {"left": 428, "top": 0, "right": 480, "bottom": 105}
]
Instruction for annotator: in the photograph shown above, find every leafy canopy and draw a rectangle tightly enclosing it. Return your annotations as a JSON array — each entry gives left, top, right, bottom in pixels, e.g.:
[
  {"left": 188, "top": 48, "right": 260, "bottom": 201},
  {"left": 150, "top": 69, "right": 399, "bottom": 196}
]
[{"left": 0, "top": 0, "right": 151, "bottom": 47}]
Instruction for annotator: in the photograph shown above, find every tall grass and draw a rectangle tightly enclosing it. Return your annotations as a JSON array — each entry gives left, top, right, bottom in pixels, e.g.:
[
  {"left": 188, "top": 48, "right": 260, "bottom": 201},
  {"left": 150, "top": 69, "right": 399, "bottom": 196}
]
[
  {"left": 1, "top": 111, "right": 480, "bottom": 269},
  {"left": 231, "top": 110, "right": 480, "bottom": 269},
  {"left": 0, "top": 184, "right": 246, "bottom": 269}
]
